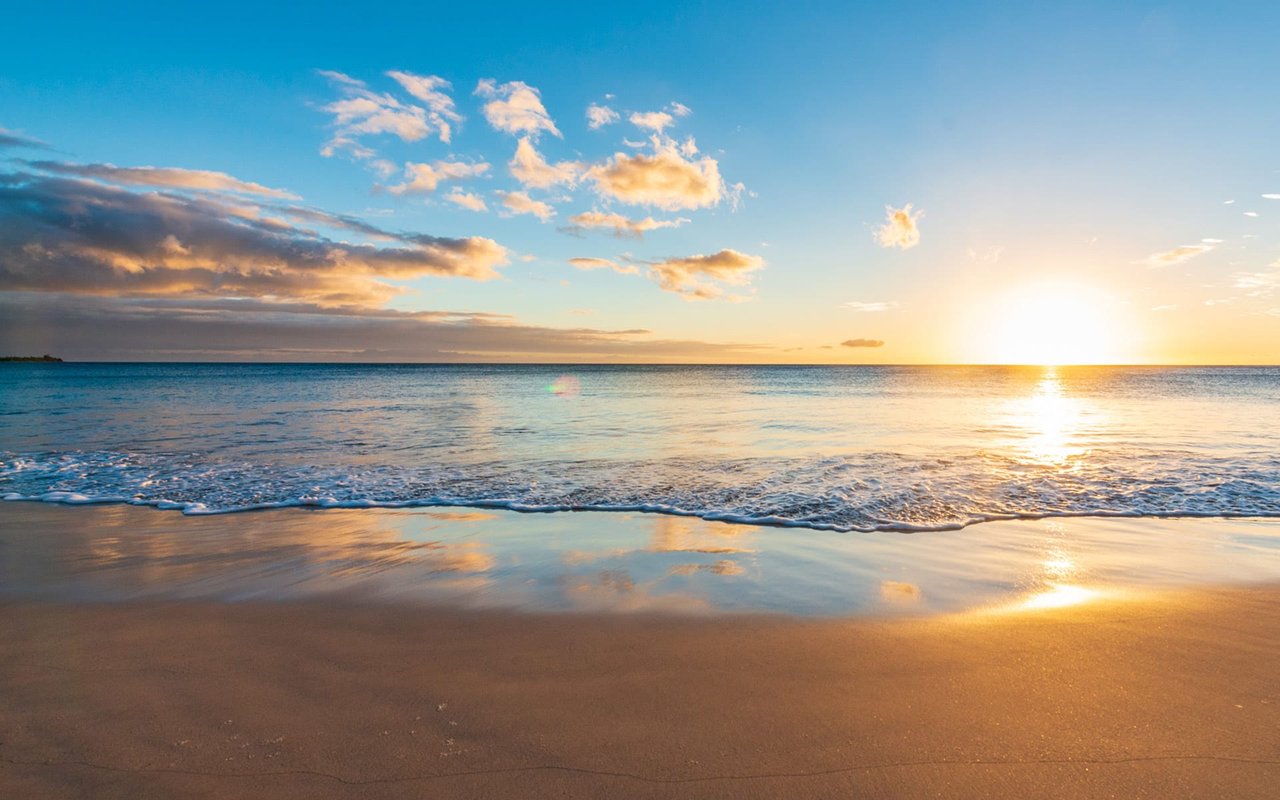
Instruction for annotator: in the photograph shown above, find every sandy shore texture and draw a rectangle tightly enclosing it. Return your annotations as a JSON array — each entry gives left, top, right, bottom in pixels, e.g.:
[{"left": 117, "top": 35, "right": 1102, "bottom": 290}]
[{"left": 2, "top": 586, "right": 1279, "bottom": 799}]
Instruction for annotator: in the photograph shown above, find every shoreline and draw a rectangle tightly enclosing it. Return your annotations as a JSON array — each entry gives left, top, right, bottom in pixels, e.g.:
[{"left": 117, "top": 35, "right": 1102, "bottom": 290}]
[{"left": 9, "top": 493, "right": 1280, "bottom": 534}]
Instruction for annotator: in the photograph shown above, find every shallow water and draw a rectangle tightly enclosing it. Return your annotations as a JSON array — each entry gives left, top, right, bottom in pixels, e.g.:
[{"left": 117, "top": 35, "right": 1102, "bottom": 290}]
[
  {"left": 4, "top": 504, "right": 1280, "bottom": 615},
  {"left": 2, "top": 363, "right": 1279, "bottom": 530}
]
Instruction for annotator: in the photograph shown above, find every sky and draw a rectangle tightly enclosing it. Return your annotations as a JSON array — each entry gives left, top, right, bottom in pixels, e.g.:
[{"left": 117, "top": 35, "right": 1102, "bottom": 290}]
[{"left": 1, "top": 0, "right": 1278, "bottom": 364}]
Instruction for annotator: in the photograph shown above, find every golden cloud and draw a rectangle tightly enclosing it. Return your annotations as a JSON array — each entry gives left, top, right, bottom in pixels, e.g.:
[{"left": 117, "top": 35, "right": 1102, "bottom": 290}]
[
  {"left": 566, "top": 210, "right": 689, "bottom": 238},
  {"left": 496, "top": 190, "right": 555, "bottom": 221},
  {"left": 387, "top": 160, "right": 490, "bottom": 195},
  {"left": 1143, "top": 243, "right": 1214, "bottom": 268},
  {"left": 648, "top": 249, "right": 764, "bottom": 300},
  {"left": 585, "top": 138, "right": 728, "bottom": 211},
  {"left": 0, "top": 170, "right": 508, "bottom": 306},
  {"left": 508, "top": 137, "right": 582, "bottom": 189},
  {"left": 875, "top": 203, "right": 922, "bottom": 250}
]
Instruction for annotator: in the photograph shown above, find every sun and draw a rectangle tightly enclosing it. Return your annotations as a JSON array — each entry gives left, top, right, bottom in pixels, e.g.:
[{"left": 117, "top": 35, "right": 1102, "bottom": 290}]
[{"left": 968, "top": 281, "right": 1131, "bottom": 365}]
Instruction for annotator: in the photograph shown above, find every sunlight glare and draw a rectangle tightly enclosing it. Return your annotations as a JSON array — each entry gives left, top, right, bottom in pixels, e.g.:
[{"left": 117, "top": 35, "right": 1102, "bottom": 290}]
[{"left": 973, "top": 282, "right": 1128, "bottom": 365}]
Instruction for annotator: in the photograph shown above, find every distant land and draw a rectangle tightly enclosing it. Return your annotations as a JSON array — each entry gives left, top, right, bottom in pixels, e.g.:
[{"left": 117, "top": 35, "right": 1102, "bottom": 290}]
[{"left": 0, "top": 355, "right": 63, "bottom": 362}]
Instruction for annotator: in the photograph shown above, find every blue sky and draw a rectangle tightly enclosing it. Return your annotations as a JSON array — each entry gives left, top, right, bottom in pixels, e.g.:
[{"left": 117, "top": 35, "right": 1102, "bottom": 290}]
[{"left": 1, "top": 1, "right": 1278, "bottom": 362}]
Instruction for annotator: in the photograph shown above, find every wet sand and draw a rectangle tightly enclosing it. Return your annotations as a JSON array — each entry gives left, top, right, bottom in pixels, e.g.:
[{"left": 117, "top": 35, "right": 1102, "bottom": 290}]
[{"left": 2, "top": 587, "right": 1279, "bottom": 799}]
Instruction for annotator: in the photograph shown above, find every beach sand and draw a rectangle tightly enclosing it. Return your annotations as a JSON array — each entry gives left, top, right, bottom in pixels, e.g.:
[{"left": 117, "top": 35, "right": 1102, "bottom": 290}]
[
  {"left": 2, "top": 501, "right": 1280, "bottom": 793},
  {"left": 3, "top": 585, "right": 1279, "bottom": 798}
]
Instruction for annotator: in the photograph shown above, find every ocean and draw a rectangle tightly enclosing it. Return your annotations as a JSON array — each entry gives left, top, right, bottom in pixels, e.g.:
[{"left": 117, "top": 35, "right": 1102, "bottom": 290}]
[{"left": 3, "top": 363, "right": 1279, "bottom": 532}]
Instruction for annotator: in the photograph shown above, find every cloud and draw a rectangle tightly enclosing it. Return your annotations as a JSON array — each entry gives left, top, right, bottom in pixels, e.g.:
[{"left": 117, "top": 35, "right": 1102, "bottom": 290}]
[
  {"left": 628, "top": 102, "right": 691, "bottom": 133},
  {"left": 568, "top": 257, "right": 639, "bottom": 275},
  {"left": 966, "top": 245, "right": 1004, "bottom": 263},
  {"left": 841, "top": 338, "right": 885, "bottom": 348},
  {"left": 875, "top": 204, "right": 922, "bottom": 250},
  {"left": 496, "top": 190, "right": 555, "bottom": 221},
  {"left": 1244, "top": 211, "right": 1259, "bottom": 217},
  {"left": 564, "top": 210, "right": 689, "bottom": 238},
  {"left": 586, "top": 137, "right": 730, "bottom": 211},
  {"left": 1150, "top": 304, "right": 1178, "bottom": 311},
  {"left": 386, "top": 160, "right": 490, "bottom": 195},
  {"left": 474, "top": 79, "right": 560, "bottom": 138},
  {"left": 1232, "top": 262, "right": 1280, "bottom": 295},
  {"left": 1143, "top": 243, "right": 1214, "bottom": 267},
  {"left": 844, "top": 300, "right": 899, "bottom": 312},
  {"left": 630, "top": 110, "right": 675, "bottom": 133},
  {"left": 318, "top": 70, "right": 454, "bottom": 157},
  {"left": 26, "top": 160, "right": 298, "bottom": 199},
  {"left": 0, "top": 169, "right": 508, "bottom": 306},
  {"left": 0, "top": 293, "right": 773, "bottom": 362},
  {"left": 445, "top": 190, "right": 487, "bottom": 212},
  {"left": 586, "top": 104, "right": 619, "bottom": 130},
  {"left": 508, "top": 137, "right": 582, "bottom": 189},
  {"left": 0, "top": 126, "right": 49, "bottom": 150},
  {"left": 1263, "top": 194, "right": 1280, "bottom": 200},
  {"left": 647, "top": 249, "right": 764, "bottom": 300},
  {"left": 385, "top": 70, "right": 462, "bottom": 139}
]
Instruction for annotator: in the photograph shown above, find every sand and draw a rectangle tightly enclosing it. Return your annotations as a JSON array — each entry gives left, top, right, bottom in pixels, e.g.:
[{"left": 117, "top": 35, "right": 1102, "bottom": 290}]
[{"left": 2, "top": 585, "right": 1278, "bottom": 799}]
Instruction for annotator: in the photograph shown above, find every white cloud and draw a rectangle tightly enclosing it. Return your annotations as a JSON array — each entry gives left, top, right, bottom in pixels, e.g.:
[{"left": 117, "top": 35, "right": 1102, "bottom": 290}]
[
  {"left": 630, "top": 110, "right": 675, "bottom": 133},
  {"left": 566, "top": 210, "right": 688, "bottom": 238},
  {"left": 1232, "top": 262, "right": 1280, "bottom": 295},
  {"left": 497, "top": 190, "right": 556, "bottom": 221},
  {"left": 318, "top": 70, "right": 452, "bottom": 158},
  {"left": 844, "top": 300, "right": 899, "bottom": 312},
  {"left": 1244, "top": 211, "right": 1259, "bottom": 217},
  {"left": 445, "top": 190, "right": 488, "bottom": 212},
  {"left": 1142, "top": 243, "right": 1214, "bottom": 268},
  {"left": 508, "top": 137, "right": 582, "bottom": 189},
  {"left": 568, "top": 257, "right": 639, "bottom": 275},
  {"left": 475, "top": 79, "right": 560, "bottom": 138},
  {"left": 875, "top": 204, "right": 922, "bottom": 250},
  {"left": 384, "top": 71, "right": 462, "bottom": 142},
  {"left": 1150, "top": 304, "right": 1178, "bottom": 311},
  {"left": 387, "top": 160, "right": 490, "bottom": 195},
  {"left": 966, "top": 245, "right": 1004, "bottom": 263},
  {"left": 629, "top": 102, "right": 691, "bottom": 134},
  {"left": 586, "top": 104, "right": 620, "bottom": 130},
  {"left": 1262, "top": 194, "right": 1280, "bottom": 200}
]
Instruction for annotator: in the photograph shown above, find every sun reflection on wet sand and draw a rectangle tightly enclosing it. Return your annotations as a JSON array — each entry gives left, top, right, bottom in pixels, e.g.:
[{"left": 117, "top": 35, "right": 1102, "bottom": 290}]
[
  {"left": 1020, "top": 583, "right": 1101, "bottom": 610},
  {"left": 6, "top": 504, "right": 1280, "bottom": 615}
]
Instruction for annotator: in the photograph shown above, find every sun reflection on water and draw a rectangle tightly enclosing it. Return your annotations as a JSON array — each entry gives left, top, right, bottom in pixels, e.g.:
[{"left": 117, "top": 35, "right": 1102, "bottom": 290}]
[{"left": 1010, "top": 369, "right": 1093, "bottom": 466}]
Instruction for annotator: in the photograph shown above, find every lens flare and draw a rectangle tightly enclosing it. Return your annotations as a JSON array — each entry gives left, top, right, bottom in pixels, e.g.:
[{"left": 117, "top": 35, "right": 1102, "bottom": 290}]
[{"left": 548, "top": 374, "right": 581, "bottom": 397}]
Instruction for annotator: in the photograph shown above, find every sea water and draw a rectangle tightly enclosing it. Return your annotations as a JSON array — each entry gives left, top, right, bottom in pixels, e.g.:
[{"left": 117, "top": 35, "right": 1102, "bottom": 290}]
[{"left": 3, "top": 363, "right": 1279, "bottom": 532}]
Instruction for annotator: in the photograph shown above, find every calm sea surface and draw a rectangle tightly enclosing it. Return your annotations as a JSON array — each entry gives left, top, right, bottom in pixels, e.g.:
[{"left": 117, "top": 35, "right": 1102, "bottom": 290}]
[{"left": 2, "top": 364, "right": 1279, "bottom": 532}]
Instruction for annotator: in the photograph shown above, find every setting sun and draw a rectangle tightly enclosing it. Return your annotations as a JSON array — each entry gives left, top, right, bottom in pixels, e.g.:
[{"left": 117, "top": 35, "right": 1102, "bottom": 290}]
[{"left": 968, "top": 282, "right": 1132, "bottom": 365}]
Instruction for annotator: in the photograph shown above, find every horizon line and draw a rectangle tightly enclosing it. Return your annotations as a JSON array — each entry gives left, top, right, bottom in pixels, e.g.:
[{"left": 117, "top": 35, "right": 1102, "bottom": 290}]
[{"left": 8, "top": 360, "right": 1280, "bottom": 368}]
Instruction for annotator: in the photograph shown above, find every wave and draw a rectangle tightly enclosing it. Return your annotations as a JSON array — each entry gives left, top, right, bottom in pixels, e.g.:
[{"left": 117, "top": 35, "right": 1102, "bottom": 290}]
[{"left": 4, "top": 449, "right": 1280, "bottom": 533}]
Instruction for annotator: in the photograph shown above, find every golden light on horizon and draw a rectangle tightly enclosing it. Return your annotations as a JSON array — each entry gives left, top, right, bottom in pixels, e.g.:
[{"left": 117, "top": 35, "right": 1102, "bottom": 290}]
[{"left": 969, "top": 282, "right": 1132, "bottom": 365}]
